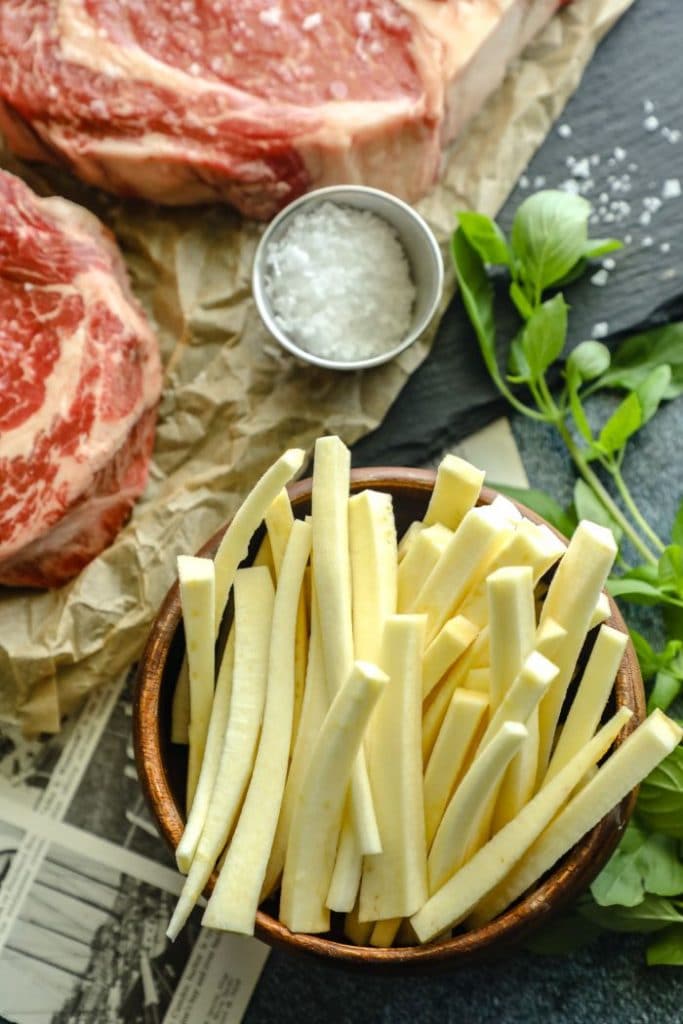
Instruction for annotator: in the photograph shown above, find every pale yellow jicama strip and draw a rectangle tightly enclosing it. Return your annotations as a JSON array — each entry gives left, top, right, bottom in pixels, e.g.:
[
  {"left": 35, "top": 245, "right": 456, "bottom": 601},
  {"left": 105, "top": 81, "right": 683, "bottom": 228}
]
[
  {"left": 489, "top": 494, "right": 523, "bottom": 524},
  {"left": 543, "top": 625, "right": 628, "bottom": 785},
  {"left": 424, "top": 689, "right": 489, "bottom": 847},
  {"left": 167, "top": 567, "right": 274, "bottom": 940},
  {"left": 589, "top": 591, "right": 611, "bottom": 629},
  {"left": 212, "top": 448, "right": 305, "bottom": 629},
  {"left": 428, "top": 722, "right": 528, "bottom": 894},
  {"left": 464, "top": 667, "right": 490, "bottom": 693},
  {"left": 360, "top": 616, "right": 427, "bottom": 922},
  {"left": 326, "top": 809, "right": 362, "bottom": 912},
  {"left": 202, "top": 520, "right": 311, "bottom": 935},
  {"left": 311, "top": 436, "right": 380, "bottom": 855},
  {"left": 471, "top": 710, "right": 683, "bottom": 928},
  {"left": 412, "top": 506, "right": 514, "bottom": 642},
  {"left": 410, "top": 707, "right": 632, "bottom": 943},
  {"left": 487, "top": 566, "right": 536, "bottom": 712},
  {"left": 423, "top": 454, "right": 485, "bottom": 530},
  {"left": 534, "top": 617, "right": 567, "bottom": 661},
  {"left": 370, "top": 917, "right": 402, "bottom": 948},
  {"left": 397, "top": 520, "right": 423, "bottom": 562},
  {"left": 178, "top": 556, "right": 216, "bottom": 813},
  {"left": 349, "top": 489, "right": 398, "bottom": 667},
  {"left": 477, "top": 652, "right": 557, "bottom": 753},
  {"left": 262, "top": 590, "right": 328, "bottom": 899},
  {"left": 252, "top": 532, "right": 275, "bottom": 577},
  {"left": 280, "top": 662, "right": 388, "bottom": 934},
  {"left": 422, "top": 627, "right": 488, "bottom": 762},
  {"left": 176, "top": 629, "right": 235, "bottom": 874},
  {"left": 460, "top": 519, "right": 565, "bottom": 628},
  {"left": 397, "top": 524, "right": 451, "bottom": 614},
  {"left": 265, "top": 488, "right": 294, "bottom": 572},
  {"left": 344, "top": 900, "right": 374, "bottom": 946},
  {"left": 422, "top": 615, "right": 478, "bottom": 700},
  {"left": 536, "top": 521, "right": 617, "bottom": 782}
]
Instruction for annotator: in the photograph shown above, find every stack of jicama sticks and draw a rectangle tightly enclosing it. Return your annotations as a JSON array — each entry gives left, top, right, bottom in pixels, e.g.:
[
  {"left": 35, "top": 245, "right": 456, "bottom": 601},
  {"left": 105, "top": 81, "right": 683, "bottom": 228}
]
[{"left": 166, "top": 438, "right": 682, "bottom": 947}]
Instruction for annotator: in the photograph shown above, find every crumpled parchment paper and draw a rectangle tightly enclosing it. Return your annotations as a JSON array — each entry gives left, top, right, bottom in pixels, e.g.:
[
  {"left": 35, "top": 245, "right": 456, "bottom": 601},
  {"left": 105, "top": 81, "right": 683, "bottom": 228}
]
[{"left": 0, "top": 0, "right": 634, "bottom": 733}]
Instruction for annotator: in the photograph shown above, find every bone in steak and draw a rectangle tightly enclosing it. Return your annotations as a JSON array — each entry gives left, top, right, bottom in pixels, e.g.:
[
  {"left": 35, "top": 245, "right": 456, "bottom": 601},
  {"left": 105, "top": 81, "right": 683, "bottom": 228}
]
[
  {"left": 0, "top": 0, "right": 561, "bottom": 218},
  {"left": 0, "top": 170, "right": 162, "bottom": 589}
]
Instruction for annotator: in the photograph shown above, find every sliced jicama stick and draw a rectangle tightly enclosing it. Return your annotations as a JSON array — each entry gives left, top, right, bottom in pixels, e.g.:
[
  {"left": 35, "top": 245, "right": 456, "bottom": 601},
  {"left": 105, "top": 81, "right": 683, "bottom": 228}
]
[
  {"left": 428, "top": 722, "right": 528, "bottom": 894},
  {"left": 326, "top": 809, "right": 362, "bottom": 912},
  {"left": 397, "top": 520, "right": 423, "bottom": 562},
  {"left": 311, "top": 436, "right": 380, "bottom": 855},
  {"left": 534, "top": 617, "right": 567, "bottom": 661},
  {"left": 212, "top": 448, "right": 305, "bottom": 629},
  {"left": 492, "top": 719, "right": 540, "bottom": 834},
  {"left": 424, "top": 689, "right": 489, "bottom": 847},
  {"left": 178, "top": 555, "right": 216, "bottom": 812},
  {"left": 349, "top": 489, "right": 398, "bottom": 666},
  {"left": 167, "top": 567, "right": 274, "bottom": 940},
  {"left": 423, "top": 454, "right": 485, "bottom": 530},
  {"left": 422, "top": 615, "right": 478, "bottom": 700},
  {"left": 176, "top": 628, "right": 235, "bottom": 874},
  {"left": 262, "top": 589, "right": 328, "bottom": 899},
  {"left": 398, "top": 524, "right": 450, "bottom": 613},
  {"left": 470, "top": 710, "right": 683, "bottom": 928},
  {"left": 478, "top": 652, "right": 557, "bottom": 753},
  {"left": 422, "top": 627, "right": 489, "bottom": 762},
  {"left": 464, "top": 667, "right": 490, "bottom": 693},
  {"left": 171, "top": 660, "right": 191, "bottom": 745},
  {"left": 370, "top": 917, "right": 402, "bottom": 948},
  {"left": 589, "top": 591, "right": 611, "bottom": 629},
  {"left": 265, "top": 488, "right": 294, "bottom": 573},
  {"left": 412, "top": 506, "right": 514, "bottom": 642},
  {"left": 202, "top": 520, "right": 311, "bottom": 935},
  {"left": 252, "top": 532, "right": 275, "bottom": 577},
  {"left": 543, "top": 625, "right": 628, "bottom": 785},
  {"left": 410, "top": 706, "right": 633, "bottom": 943},
  {"left": 489, "top": 494, "right": 523, "bottom": 524},
  {"left": 280, "top": 661, "right": 388, "bottom": 934},
  {"left": 360, "top": 615, "right": 427, "bottom": 922},
  {"left": 536, "top": 521, "right": 617, "bottom": 782},
  {"left": 344, "top": 900, "right": 374, "bottom": 946},
  {"left": 487, "top": 565, "right": 536, "bottom": 712}
]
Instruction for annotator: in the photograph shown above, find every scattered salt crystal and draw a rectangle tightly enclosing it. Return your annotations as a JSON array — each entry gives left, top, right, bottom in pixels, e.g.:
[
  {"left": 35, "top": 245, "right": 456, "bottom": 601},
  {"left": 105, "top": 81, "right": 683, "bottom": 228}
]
[
  {"left": 356, "top": 11, "right": 372, "bottom": 33},
  {"left": 644, "top": 99, "right": 655, "bottom": 114},
  {"left": 572, "top": 158, "right": 591, "bottom": 179},
  {"left": 560, "top": 179, "right": 581, "bottom": 195},
  {"left": 603, "top": 258, "right": 616, "bottom": 271},
  {"left": 591, "top": 269, "right": 609, "bottom": 287},
  {"left": 644, "top": 115, "right": 659, "bottom": 132},
  {"left": 519, "top": 174, "right": 530, "bottom": 189},
  {"left": 662, "top": 127, "right": 682, "bottom": 144},
  {"left": 643, "top": 196, "right": 662, "bottom": 213},
  {"left": 641, "top": 236, "right": 654, "bottom": 247},
  {"left": 592, "top": 322, "right": 609, "bottom": 339},
  {"left": 302, "top": 12, "right": 322, "bottom": 30},
  {"left": 259, "top": 6, "right": 282, "bottom": 26},
  {"left": 660, "top": 242, "right": 671, "bottom": 254},
  {"left": 188, "top": 61, "right": 201, "bottom": 75},
  {"left": 264, "top": 202, "right": 416, "bottom": 363},
  {"left": 533, "top": 175, "right": 546, "bottom": 188},
  {"left": 613, "top": 147, "right": 626, "bottom": 162},
  {"left": 590, "top": 155, "right": 600, "bottom": 167},
  {"left": 557, "top": 123, "right": 572, "bottom": 138},
  {"left": 624, "top": 234, "right": 632, "bottom": 244},
  {"left": 663, "top": 178, "right": 682, "bottom": 199}
]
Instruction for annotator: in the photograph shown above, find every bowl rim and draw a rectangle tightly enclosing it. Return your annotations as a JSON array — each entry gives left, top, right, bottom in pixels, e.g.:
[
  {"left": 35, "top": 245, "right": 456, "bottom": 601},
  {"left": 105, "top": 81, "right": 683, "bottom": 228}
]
[
  {"left": 251, "top": 185, "right": 445, "bottom": 372},
  {"left": 133, "top": 466, "right": 645, "bottom": 969}
]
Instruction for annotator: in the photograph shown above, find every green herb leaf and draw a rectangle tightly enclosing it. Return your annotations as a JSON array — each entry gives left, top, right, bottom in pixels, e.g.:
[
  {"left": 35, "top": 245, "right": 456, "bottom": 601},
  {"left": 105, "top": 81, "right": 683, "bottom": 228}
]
[
  {"left": 580, "top": 893, "right": 683, "bottom": 933},
  {"left": 648, "top": 670, "right": 683, "bottom": 714},
  {"left": 511, "top": 190, "right": 590, "bottom": 300},
  {"left": 491, "top": 484, "right": 577, "bottom": 538},
  {"left": 591, "top": 822, "right": 683, "bottom": 906},
  {"left": 507, "top": 330, "right": 532, "bottom": 383},
  {"left": 567, "top": 340, "right": 611, "bottom": 381},
  {"left": 520, "top": 294, "right": 568, "bottom": 382},
  {"left": 607, "top": 577, "right": 665, "bottom": 605},
  {"left": 597, "top": 392, "right": 642, "bottom": 456},
  {"left": 597, "top": 323, "right": 683, "bottom": 398},
  {"left": 451, "top": 230, "right": 497, "bottom": 374},
  {"left": 456, "top": 211, "right": 512, "bottom": 266},
  {"left": 629, "top": 630, "right": 660, "bottom": 680},
  {"left": 638, "top": 746, "right": 683, "bottom": 840},
  {"left": 647, "top": 925, "right": 683, "bottom": 966},
  {"left": 637, "top": 364, "right": 673, "bottom": 425},
  {"left": 573, "top": 479, "right": 622, "bottom": 543},
  {"left": 509, "top": 280, "right": 535, "bottom": 320},
  {"left": 567, "top": 377, "right": 594, "bottom": 444},
  {"left": 583, "top": 238, "right": 623, "bottom": 260},
  {"left": 659, "top": 545, "right": 683, "bottom": 593},
  {"left": 672, "top": 497, "right": 683, "bottom": 548}
]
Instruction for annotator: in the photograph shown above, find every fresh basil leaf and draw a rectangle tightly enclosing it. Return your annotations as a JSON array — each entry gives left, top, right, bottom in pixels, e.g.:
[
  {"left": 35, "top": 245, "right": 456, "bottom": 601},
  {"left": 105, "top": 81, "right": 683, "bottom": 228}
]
[
  {"left": 580, "top": 893, "right": 683, "bottom": 933},
  {"left": 507, "top": 331, "right": 532, "bottom": 383},
  {"left": 670, "top": 496, "right": 683, "bottom": 548},
  {"left": 597, "top": 392, "right": 642, "bottom": 455},
  {"left": 568, "top": 380, "right": 594, "bottom": 444},
  {"left": 648, "top": 670, "right": 682, "bottom": 714},
  {"left": 647, "top": 925, "right": 683, "bottom": 966},
  {"left": 509, "top": 280, "right": 535, "bottom": 320},
  {"left": 457, "top": 211, "right": 511, "bottom": 266},
  {"left": 583, "top": 238, "right": 623, "bottom": 260},
  {"left": 551, "top": 257, "right": 590, "bottom": 290},
  {"left": 629, "top": 630, "right": 661, "bottom": 680},
  {"left": 664, "top": 604, "right": 683, "bottom": 644},
  {"left": 511, "top": 190, "right": 590, "bottom": 299},
  {"left": 637, "top": 364, "right": 673, "bottom": 425},
  {"left": 567, "top": 340, "right": 611, "bottom": 381},
  {"left": 659, "top": 545, "right": 683, "bottom": 592},
  {"left": 520, "top": 294, "right": 568, "bottom": 381},
  {"left": 607, "top": 577, "right": 665, "bottom": 605},
  {"left": 491, "top": 484, "right": 576, "bottom": 538},
  {"left": 451, "top": 230, "right": 497, "bottom": 374},
  {"left": 591, "top": 822, "right": 683, "bottom": 906},
  {"left": 638, "top": 746, "right": 683, "bottom": 840},
  {"left": 597, "top": 323, "right": 683, "bottom": 399},
  {"left": 573, "top": 479, "right": 622, "bottom": 544}
]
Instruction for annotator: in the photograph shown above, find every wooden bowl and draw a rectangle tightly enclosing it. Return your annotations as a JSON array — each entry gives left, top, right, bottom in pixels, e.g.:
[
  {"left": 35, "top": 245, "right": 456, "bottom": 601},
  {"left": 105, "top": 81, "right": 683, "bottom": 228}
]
[{"left": 133, "top": 467, "right": 645, "bottom": 970}]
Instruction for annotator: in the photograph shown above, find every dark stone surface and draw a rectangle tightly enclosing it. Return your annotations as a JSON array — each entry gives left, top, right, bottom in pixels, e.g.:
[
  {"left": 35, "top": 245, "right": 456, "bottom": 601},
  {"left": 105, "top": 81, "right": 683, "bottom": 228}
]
[{"left": 247, "top": 1, "right": 683, "bottom": 1019}]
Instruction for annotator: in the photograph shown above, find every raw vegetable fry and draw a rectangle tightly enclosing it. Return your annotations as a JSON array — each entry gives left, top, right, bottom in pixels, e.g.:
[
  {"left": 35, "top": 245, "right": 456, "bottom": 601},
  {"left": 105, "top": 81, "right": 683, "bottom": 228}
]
[
  {"left": 477, "top": 652, "right": 557, "bottom": 753},
  {"left": 280, "top": 662, "right": 388, "bottom": 934},
  {"left": 202, "top": 520, "right": 311, "bottom": 935},
  {"left": 534, "top": 617, "right": 567, "bottom": 661},
  {"left": 489, "top": 494, "right": 523, "bottom": 524},
  {"left": 167, "top": 567, "right": 274, "bottom": 940},
  {"left": 370, "top": 917, "right": 402, "bottom": 948},
  {"left": 171, "top": 660, "right": 191, "bottom": 745},
  {"left": 397, "top": 520, "right": 423, "bottom": 561},
  {"left": 422, "top": 628, "right": 489, "bottom": 761},
  {"left": 464, "top": 667, "right": 490, "bottom": 693},
  {"left": 544, "top": 625, "right": 628, "bottom": 784},
  {"left": 360, "top": 615, "right": 427, "bottom": 922},
  {"left": 470, "top": 711, "right": 683, "bottom": 928},
  {"left": 177, "top": 555, "right": 216, "bottom": 812},
  {"left": 344, "top": 900, "right": 374, "bottom": 946},
  {"left": 428, "top": 721, "right": 528, "bottom": 893},
  {"left": 422, "top": 615, "right": 478, "bottom": 700},
  {"left": 176, "top": 628, "right": 235, "bottom": 873},
  {"left": 349, "top": 489, "right": 398, "bottom": 666},
  {"left": 424, "top": 689, "right": 489, "bottom": 846},
  {"left": 423, "top": 454, "right": 485, "bottom": 530},
  {"left": 326, "top": 811, "right": 362, "bottom": 912},
  {"left": 487, "top": 566, "right": 536, "bottom": 711},
  {"left": 265, "top": 488, "right": 295, "bottom": 572},
  {"left": 397, "top": 523, "right": 450, "bottom": 613},
  {"left": 590, "top": 591, "right": 611, "bottom": 629},
  {"left": 311, "top": 436, "right": 380, "bottom": 855},
  {"left": 411, "top": 707, "right": 633, "bottom": 943},
  {"left": 536, "top": 521, "right": 618, "bottom": 781}
]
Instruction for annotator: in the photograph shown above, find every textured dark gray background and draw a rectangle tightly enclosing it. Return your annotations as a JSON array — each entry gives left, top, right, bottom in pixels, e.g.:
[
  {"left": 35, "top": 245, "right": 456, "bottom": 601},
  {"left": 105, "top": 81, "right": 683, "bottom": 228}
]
[{"left": 246, "top": 1, "right": 683, "bottom": 1019}]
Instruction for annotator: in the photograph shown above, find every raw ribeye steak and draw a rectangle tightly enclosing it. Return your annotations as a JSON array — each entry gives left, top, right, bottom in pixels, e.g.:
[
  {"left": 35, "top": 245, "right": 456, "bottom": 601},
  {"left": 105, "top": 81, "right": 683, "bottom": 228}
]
[
  {"left": 0, "top": 0, "right": 562, "bottom": 218},
  {"left": 0, "top": 170, "right": 162, "bottom": 589}
]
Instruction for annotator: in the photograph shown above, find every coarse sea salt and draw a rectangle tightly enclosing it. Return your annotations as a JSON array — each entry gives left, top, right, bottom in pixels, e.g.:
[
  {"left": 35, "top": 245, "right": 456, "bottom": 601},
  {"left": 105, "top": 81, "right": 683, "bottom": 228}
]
[{"left": 264, "top": 202, "right": 416, "bottom": 363}]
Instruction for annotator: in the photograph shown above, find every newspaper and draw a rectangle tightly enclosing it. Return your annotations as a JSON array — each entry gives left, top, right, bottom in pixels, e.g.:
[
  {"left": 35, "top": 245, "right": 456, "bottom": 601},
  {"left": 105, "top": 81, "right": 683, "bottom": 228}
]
[{"left": 0, "top": 419, "right": 527, "bottom": 1024}]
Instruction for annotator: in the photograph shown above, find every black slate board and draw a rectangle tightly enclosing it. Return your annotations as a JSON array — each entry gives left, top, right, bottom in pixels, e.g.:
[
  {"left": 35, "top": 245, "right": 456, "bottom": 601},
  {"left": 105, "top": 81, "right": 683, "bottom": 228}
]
[{"left": 353, "top": 0, "right": 683, "bottom": 467}]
